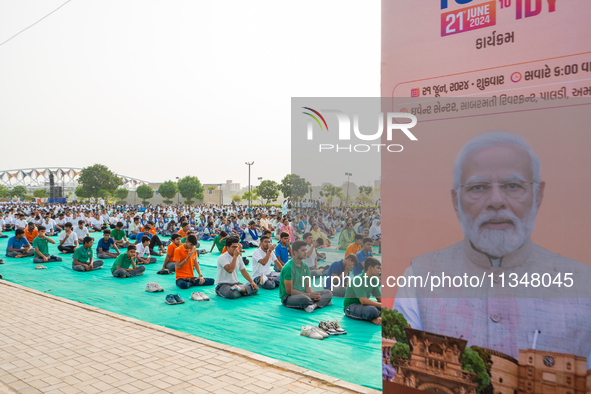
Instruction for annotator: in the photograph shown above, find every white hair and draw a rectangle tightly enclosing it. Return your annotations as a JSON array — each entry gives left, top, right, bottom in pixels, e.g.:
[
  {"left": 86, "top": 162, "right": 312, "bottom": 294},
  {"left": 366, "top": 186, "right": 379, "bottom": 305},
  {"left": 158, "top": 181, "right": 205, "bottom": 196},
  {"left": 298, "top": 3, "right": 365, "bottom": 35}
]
[{"left": 453, "top": 132, "right": 541, "bottom": 190}]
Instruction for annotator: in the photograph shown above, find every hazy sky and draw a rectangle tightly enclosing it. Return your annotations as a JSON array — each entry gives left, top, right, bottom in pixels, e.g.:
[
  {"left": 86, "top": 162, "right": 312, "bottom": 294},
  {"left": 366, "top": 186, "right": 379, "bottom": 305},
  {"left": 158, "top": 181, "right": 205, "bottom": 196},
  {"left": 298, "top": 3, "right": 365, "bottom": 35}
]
[{"left": 0, "top": 0, "right": 380, "bottom": 187}]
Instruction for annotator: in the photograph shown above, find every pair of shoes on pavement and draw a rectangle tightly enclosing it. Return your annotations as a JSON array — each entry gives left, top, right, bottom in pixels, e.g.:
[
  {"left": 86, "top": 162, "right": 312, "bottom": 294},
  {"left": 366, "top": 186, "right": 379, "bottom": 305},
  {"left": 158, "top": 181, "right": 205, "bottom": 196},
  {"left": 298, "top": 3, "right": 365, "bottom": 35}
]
[
  {"left": 35, "top": 265, "right": 48, "bottom": 270},
  {"left": 190, "top": 292, "right": 210, "bottom": 301},
  {"left": 145, "top": 282, "right": 164, "bottom": 292},
  {"left": 165, "top": 294, "right": 185, "bottom": 305},
  {"left": 301, "top": 325, "right": 329, "bottom": 340},
  {"left": 319, "top": 320, "right": 347, "bottom": 335}
]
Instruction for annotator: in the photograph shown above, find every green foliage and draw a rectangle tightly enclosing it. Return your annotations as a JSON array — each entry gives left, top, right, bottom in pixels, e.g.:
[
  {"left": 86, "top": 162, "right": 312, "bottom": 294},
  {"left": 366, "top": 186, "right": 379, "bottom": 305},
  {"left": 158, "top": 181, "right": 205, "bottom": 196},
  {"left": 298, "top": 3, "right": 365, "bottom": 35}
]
[
  {"left": 382, "top": 308, "right": 409, "bottom": 343},
  {"left": 98, "top": 189, "right": 112, "bottom": 199},
  {"left": 78, "top": 164, "right": 123, "bottom": 201},
  {"left": 10, "top": 186, "right": 27, "bottom": 200},
  {"left": 390, "top": 342, "right": 410, "bottom": 363},
  {"left": 319, "top": 183, "right": 344, "bottom": 207},
  {"left": 359, "top": 186, "right": 373, "bottom": 195},
  {"left": 208, "top": 186, "right": 216, "bottom": 191},
  {"left": 136, "top": 185, "right": 154, "bottom": 203},
  {"left": 33, "top": 189, "right": 47, "bottom": 198},
  {"left": 75, "top": 185, "right": 89, "bottom": 200},
  {"left": 256, "top": 180, "right": 279, "bottom": 205},
  {"left": 158, "top": 181, "right": 177, "bottom": 204},
  {"left": 278, "top": 174, "right": 310, "bottom": 202},
  {"left": 113, "top": 188, "right": 129, "bottom": 201},
  {"left": 470, "top": 346, "right": 494, "bottom": 394},
  {"left": 462, "top": 347, "right": 491, "bottom": 392},
  {"left": 177, "top": 176, "right": 204, "bottom": 205},
  {"left": 0, "top": 185, "right": 10, "bottom": 198},
  {"left": 231, "top": 194, "right": 242, "bottom": 203},
  {"left": 242, "top": 189, "right": 258, "bottom": 201}
]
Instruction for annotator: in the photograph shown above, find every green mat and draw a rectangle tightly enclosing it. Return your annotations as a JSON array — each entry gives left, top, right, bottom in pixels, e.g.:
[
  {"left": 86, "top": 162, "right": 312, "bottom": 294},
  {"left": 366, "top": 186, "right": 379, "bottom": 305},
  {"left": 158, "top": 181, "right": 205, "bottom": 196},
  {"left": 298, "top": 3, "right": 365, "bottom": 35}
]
[{"left": 0, "top": 232, "right": 381, "bottom": 389}]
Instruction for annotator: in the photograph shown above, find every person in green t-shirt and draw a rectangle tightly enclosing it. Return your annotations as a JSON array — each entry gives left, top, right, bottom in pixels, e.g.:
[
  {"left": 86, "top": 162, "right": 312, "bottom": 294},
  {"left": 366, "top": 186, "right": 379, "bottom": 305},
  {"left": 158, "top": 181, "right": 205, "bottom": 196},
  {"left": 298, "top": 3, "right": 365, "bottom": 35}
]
[
  {"left": 210, "top": 231, "right": 228, "bottom": 253},
  {"left": 72, "top": 237, "right": 104, "bottom": 272},
  {"left": 32, "top": 226, "right": 63, "bottom": 264},
  {"left": 343, "top": 257, "right": 382, "bottom": 325},
  {"left": 279, "top": 240, "right": 332, "bottom": 313},
  {"left": 111, "top": 245, "right": 145, "bottom": 277},
  {"left": 112, "top": 222, "right": 130, "bottom": 248}
]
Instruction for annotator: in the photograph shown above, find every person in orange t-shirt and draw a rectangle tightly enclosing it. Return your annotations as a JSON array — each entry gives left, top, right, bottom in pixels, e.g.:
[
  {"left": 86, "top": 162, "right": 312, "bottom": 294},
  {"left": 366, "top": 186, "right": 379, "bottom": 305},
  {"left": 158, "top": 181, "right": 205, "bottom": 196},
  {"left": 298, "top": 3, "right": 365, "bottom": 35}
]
[
  {"left": 345, "top": 234, "right": 364, "bottom": 257},
  {"left": 161, "top": 233, "right": 181, "bottom": 272},
  {"left": 174, "top": 234, "right": 214, "bottom": 289},
  {"left": 177, "top": 222, "right": 190, "bottom": 239},
  {"left": 24, "top": 222, "right": 39, "bottom": 243}
]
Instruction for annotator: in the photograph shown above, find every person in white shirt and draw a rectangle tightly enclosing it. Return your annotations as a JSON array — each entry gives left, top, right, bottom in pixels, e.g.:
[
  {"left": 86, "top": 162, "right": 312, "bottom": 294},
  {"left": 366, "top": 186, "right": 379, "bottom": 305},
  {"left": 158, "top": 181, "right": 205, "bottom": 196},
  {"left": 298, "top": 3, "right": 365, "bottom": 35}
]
[
  {"left": 58, "top": 223, "right": 79, "bottom": 253},
  {"left": 215, "top": 237, "right": 258, "bottom": 299},
  {"left": 14, "top": 214, "right": 28, "bottom": 230},
  {"left": 43, "top": 216, "right": 57, "bottom": 236},
  {"left": 127, "top": 217, "right": 141, "bottom": 239},
  {"left": 251, "top": 236, "right": 281, "bottom": 289},
  {"left": 242, "top": 221, "right": 261, "bottom": 248},
  {"left": 303, "top": 232, "right": 327, "bottom": 277},
  {"left": 135, "top": 236, "right": 157, "bottom": 264},
  {"left": 73, "top": 220, "right": 90, "bottom": 242}
]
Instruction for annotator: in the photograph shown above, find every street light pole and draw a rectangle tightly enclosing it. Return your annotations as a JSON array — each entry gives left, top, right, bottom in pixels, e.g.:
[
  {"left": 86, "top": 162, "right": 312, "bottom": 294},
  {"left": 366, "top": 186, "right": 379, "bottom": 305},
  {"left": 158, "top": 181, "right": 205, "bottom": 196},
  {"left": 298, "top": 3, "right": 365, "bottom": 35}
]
[
  {"left": 245, "top": 162, "right": 254, "bottom": 208},
  {"left": 345, "top": 172, "right": 352, "bottom": 205}
]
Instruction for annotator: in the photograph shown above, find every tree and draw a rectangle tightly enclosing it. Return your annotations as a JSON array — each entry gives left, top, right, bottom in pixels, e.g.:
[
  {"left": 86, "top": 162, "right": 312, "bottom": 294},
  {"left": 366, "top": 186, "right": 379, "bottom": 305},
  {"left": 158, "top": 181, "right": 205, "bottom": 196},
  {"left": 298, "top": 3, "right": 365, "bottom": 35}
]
[
  {"left": 256, "top": 180, "right": 279, "bottom": 205},
  {"left": 0, "top": 185, "right": 9, "bottom": 199},
  {"left": 177, "top": 176, "right": 204, "bottom": 205},
  {"left": 33, "top": 189, "right": 47, "bottom": 198},
  {"left": 382, "top": 308, "right": 409, "bottom": 343},
  {"left": 10, "top": 186, "right": 27, "bottom": 200},
  {"left": 470, "top": 346, "right": 494, "bottom": 394},
  {"left": 114, "top": 188, "right": 129, "bottom": 202},
  {"left": 356, "top": 185, "right": 374, "bottom": 206},
  {"left": 75, "top": 185, "right": 90, "bottom": 200},
  {"left": 462, "top": 347, "right": 491, "bottom": 393},
  {"left": 242, "top": 189, "right": 258, "bottom": 202},
  {"left": 278, "top": 174, "right": 310, "bottom": 203},
  {"left": 231, "top": 194, "right": 242, "bottom": 203},
  {"left": 319, "top": 183, "right": 344, "bottom": 207},
  {"left": 390, "top": 342, "right": 410, "bottom": 363},
  {"left": 158, "top": 181, "right": 177, "bottom": 204},
  {"left": 98, "top": 189, "right": 112, "bottom": 200},
  {"left": 136, "top": 185, "right": 154, "bottom": 205},
  {"left": 78, "top": 164, "right": 123, "bottom": 202}
]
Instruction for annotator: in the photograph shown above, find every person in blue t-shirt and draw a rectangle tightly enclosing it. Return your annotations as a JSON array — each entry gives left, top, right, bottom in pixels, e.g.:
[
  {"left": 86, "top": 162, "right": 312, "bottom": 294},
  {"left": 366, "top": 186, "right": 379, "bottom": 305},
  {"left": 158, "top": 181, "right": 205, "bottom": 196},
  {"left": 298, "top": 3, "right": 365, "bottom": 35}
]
[
  {"left": 96, "top": 229, "right": 120, "bottom": 259},
  {"left": 6, "top": 229, "right": 34, "bottom": 258},
  {"left": 352, "top": 238, "right": 374, "bottom": 276},
  {"left": 323, "top": 253, "right": 358, "bottom": 297},
  {"left": 274, "top": 232, "right": 291, "bottom": 272}
]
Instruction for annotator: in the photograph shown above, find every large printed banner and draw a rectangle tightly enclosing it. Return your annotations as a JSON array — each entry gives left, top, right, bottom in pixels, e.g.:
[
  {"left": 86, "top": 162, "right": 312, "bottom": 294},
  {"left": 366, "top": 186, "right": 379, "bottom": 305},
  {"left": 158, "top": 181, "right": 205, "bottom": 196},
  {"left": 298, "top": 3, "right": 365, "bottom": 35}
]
[{"left": 381, "top": 2, "right": 591, "bottom": 393}]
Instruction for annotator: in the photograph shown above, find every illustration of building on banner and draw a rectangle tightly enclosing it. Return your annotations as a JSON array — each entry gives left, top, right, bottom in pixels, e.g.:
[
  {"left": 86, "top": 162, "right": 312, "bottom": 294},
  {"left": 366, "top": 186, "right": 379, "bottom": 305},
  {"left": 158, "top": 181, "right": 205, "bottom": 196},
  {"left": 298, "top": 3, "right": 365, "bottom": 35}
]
[
  {"left": 390, "top": 327, "right": 478, "bottom": 394},
  {"left": 385, "top": 327, "right": 591, "bottom": 394}
]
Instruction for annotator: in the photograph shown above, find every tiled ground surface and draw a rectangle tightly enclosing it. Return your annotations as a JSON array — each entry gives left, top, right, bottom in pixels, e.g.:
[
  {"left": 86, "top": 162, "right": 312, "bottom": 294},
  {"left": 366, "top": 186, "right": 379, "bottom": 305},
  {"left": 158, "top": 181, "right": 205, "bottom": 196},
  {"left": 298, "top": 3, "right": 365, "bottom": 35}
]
[{"left": 0, "top": 281, "right": 379, "bottom": 394}]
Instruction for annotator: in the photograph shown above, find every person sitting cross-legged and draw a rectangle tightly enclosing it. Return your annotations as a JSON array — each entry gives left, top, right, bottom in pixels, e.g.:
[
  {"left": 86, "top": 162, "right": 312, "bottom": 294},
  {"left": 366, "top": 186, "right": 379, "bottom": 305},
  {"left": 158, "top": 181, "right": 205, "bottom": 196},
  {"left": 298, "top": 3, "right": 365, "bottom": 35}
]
[
  {"left": 279, "top": 240, "right": 332, "bottom": 313},
  {"left": 251, "top": 235, "right": 281, "bottom": 289},
  {"left": 96, "top": 229, "right": 121, "bottom": 260},
  {"left": 136, "top": 236, "right": 157, "bottom": 264},
  {"left": 323, "top": 253, "right": 358, "bottom": 297},
  {"left": 24, "top": 222, "right": 39, "bottom": 244},
  {"left": 162, "top": 233, "right": 181, "bottom": 272},
  {"left": 343, "top": 257, "right": 382, "bottom": 325},
  {"left": 6, "top": 229, "right": 35, "bottom": 258},
  {"left": 72, "top": 237, "right": 104, "bottom": 272},
  {"left": 74, "top": 220, "right": 90, "bottom": 243},
  {"left": 111, "top": 245, "right": 146, "bottom": 278},
  {"left": 32, "top": 226, "right": 63, "bottom": 264},
  {"left": 175, "top": 234, "right": 214, "bottom": 289},
  {"left": 215, "top": 237, "right": 258, "bottom": 299},
  {"left": 353, "top": 237, "right": 374, "bottom": 276},
  {"left": 112, "top": 222, "right": 130, "bottom": 248},
  {"left": 58, "top": 222, "right": 79, "bottom": 253},
  {"left": 273, "top": 232, "right": 291, "bottom": 273}
]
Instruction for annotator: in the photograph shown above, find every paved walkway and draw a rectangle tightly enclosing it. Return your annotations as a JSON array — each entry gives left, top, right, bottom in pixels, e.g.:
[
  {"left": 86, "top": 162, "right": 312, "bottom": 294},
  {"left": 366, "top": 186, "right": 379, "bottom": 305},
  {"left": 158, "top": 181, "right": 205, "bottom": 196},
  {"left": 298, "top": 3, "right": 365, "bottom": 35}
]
[{"left": 0, "top": 280, "right": 379, "bottom": 394}]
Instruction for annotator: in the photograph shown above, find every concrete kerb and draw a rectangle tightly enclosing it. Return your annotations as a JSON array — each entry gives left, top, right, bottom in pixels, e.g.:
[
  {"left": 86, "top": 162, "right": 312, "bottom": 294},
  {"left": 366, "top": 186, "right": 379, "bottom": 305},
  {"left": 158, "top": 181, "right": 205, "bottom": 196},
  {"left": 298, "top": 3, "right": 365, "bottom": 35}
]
[{"left": 0, "top": 279, "right": 380, "bottom": 394}]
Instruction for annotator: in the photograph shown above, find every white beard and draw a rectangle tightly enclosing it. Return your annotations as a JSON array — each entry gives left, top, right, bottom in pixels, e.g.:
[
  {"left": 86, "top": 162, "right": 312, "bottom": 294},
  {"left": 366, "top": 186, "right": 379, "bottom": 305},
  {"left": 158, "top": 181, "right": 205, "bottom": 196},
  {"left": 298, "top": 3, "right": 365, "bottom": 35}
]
[{"left": 458, "top": 200, "right": 537, "bottom": 258}]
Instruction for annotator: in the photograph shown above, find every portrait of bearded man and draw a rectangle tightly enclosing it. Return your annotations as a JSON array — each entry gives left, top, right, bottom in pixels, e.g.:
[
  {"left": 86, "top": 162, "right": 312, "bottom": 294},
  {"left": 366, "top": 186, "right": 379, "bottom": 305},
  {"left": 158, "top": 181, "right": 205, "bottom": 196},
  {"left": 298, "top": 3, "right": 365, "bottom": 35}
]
[{"left": 394, "top": 131, "right": 591, "bottom": 368}]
